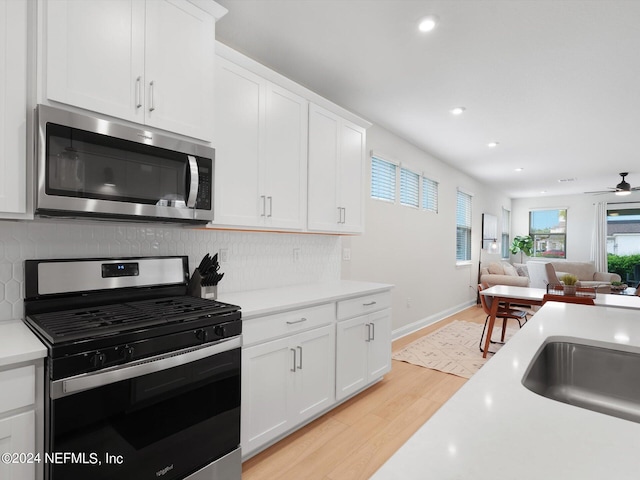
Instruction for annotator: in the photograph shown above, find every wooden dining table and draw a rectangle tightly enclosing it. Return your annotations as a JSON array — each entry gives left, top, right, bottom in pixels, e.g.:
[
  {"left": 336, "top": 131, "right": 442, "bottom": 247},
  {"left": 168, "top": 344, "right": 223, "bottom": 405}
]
[{"left": 478, "top": 285, "right": 640, "bottom": 358}]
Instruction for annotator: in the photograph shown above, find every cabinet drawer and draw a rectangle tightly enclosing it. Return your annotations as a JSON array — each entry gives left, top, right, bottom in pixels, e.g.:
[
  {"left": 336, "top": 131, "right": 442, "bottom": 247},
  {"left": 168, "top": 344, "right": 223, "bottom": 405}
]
[
  {"left": 0, "top": 365, "right": 35, "bottom": 413},
  {"left": 337, "top": 291, "right": 391, "bottom": 321},
  {"left": 243, "top": 303, "right": 334, "bottom": 346}
]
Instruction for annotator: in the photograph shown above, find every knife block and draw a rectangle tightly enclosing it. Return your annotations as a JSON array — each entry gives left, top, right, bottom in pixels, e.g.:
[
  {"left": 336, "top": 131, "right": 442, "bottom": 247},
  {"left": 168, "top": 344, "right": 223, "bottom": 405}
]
[{"left": 188, "top": 270, "right": 218, "bottom": 300}]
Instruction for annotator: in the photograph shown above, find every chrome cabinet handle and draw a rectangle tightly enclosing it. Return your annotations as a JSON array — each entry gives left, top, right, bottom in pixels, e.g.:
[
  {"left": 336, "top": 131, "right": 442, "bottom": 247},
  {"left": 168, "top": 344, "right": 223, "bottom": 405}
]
[
  {"left": 267, "top": 196, "right": 273, "bottom": 217},
  {"left": 337, "top": 207, "right": 342, "bottom": 224},
  {"left": 185, "top": 155, "right": 199, "bottom": 208},
  {"left": 260, "top": 195, "right": 266, "bottom": 216},
  {"left": 135, "top": 76, "right": 142, "bottom": 109},
  {"left": 286, "top": 317, "right": 307, "bottom": 325},
  {"left": 363, "top": 301, "right": 377, "bottom": 307},
  {"left": 371, "top": 322, "right": 375, "bottom": 341},
  {"left": 291, "top": 348, "right": 297, "bottom": 372},
  {"left": 365, "top": 323, "right": 371, "bottom": 342},
  {"left": 342, "top": 207, "right": 346, "bottom": 224},
  {"left": 149, "top": 80, "right": 155, "bottom": 112},
  {"left": 297, "top": 346, "right": 303, "bottom": 370}
]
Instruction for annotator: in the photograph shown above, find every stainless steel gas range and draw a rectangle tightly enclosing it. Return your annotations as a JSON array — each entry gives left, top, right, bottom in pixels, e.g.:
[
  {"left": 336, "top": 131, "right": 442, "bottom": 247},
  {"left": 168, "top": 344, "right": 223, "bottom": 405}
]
[{"left": 23, "top": 256, "right": 242, "bottom": 480}]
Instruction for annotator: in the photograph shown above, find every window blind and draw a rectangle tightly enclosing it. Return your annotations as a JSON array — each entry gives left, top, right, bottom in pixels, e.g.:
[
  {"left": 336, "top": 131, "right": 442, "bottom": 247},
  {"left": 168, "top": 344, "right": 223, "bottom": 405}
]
[
  {"left": 400, "top": 168, "right": 419, "bottom": 207},
  {"left": 456, "top": 190, "right": 472, "bottom": 261},
  {"left": 422, "top": 177, "right": 438, "bottom": 212},
  {"left": 371, "top": 157, "right": 396, "bottom": 202}
]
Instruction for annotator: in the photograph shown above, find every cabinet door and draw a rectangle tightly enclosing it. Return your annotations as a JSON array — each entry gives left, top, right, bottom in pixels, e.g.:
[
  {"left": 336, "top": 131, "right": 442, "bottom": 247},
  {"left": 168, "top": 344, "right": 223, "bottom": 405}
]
[
  {"left": 338, "top": 121, "right": 365, "bottom": 233},
  {"left": 307, "top": 103, "right": 339, "bottom": 232},
  {"left": 144, "top": 0, "right": 215, "bottom": 141},
  {"left": 0, "top": 411, "right": 35, "bottom": 480},
  {"left": 367, "top": 309, "right": 392, "bottom": 381},
  {"left": 46, "top": 0, "right": 145, "bottom": 122},
  {"left": 335, "top": 315, "right": 369, "bottom": 401},
  {"left": 213, "top": 58, "right": 264, "bottom": 227},
  {"left": 263, "top": 84, "right": 308, "bottom": 230},
  {"left": 292, "top": 325, "right": 335, "bottom": 423},
  {"left": 241, "top": 337, "right": 292, "bottom": 456},
  {"left": 0, "top": 0, "right": 27, "bottom": 215}
]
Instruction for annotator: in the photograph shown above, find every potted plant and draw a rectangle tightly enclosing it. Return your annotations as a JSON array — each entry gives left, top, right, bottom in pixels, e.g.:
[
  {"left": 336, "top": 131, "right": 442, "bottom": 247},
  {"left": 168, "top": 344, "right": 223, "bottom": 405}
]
[
  {"left": 611, "top": 281, "right": 628, "bottom": 292},
  {"left": 561, "top": 274, "right": 578, "bottom": 296},
  {"left": 509, "top": 235, "right": 534, "bottom": 263}
]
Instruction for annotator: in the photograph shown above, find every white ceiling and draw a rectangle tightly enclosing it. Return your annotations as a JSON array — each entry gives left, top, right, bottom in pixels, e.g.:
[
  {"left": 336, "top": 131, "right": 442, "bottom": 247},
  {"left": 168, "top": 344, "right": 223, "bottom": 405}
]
[{"left": 214, "top": 0, "right": 640, "bottom": 199}]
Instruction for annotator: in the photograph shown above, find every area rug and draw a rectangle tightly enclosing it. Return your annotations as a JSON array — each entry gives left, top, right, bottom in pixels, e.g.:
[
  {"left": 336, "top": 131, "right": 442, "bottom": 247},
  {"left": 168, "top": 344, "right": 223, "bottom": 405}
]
[{"left": 392, "top": 320, "right": 519, "bottom": 379}]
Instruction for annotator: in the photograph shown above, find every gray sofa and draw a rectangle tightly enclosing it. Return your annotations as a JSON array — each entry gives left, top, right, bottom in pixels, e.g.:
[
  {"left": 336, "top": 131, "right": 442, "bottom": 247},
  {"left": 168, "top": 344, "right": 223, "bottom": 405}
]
[
  {"left": 479, "top": 261, "right": 529, "bottom": 288},
  {"left": 527, "top": 260, "right": 621, "bottom": 289}
]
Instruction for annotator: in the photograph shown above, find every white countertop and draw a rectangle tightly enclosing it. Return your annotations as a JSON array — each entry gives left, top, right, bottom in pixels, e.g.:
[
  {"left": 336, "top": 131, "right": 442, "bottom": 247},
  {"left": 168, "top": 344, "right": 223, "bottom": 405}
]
[
  {"left": 372, "top": 303, "right": 640, "bottom": 479},
  {"left": 218, "top": 280, "right": 393, "bottom": 319},
  {"left": 0, "top": 320, "right": 47, "bottom": 368}
]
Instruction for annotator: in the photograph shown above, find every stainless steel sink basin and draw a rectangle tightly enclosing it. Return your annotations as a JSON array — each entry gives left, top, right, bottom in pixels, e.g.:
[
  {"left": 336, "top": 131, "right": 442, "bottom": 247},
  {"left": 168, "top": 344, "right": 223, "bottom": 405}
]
[{"left": 523, "top": 341, "right": 640, "bottom": 423}]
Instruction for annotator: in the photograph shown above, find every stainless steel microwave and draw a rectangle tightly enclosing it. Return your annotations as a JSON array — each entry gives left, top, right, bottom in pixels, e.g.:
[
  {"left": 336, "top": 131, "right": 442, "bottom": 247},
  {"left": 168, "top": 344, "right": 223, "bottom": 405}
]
[{"left": 36, "top": 105, "right": 214, "bottom": 224}]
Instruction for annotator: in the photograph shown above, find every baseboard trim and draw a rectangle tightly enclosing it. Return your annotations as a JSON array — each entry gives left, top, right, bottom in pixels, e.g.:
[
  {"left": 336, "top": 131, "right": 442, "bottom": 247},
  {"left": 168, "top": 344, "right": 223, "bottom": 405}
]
[{"left": 391, "top": 300, "right": 477, "bottom": 341}]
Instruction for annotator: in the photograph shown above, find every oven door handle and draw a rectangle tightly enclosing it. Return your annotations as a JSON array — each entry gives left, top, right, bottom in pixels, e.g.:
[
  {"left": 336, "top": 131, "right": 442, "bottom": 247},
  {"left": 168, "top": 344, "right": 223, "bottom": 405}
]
[{"left": 51, "top": 336, "right": 242, "bottom": 399}]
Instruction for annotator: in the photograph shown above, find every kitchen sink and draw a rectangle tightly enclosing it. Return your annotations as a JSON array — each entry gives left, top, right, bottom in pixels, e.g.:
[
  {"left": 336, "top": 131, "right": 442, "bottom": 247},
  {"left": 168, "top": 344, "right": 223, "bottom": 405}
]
[{"left": 522, "top": 340, "right": 640, "bottom": 423}]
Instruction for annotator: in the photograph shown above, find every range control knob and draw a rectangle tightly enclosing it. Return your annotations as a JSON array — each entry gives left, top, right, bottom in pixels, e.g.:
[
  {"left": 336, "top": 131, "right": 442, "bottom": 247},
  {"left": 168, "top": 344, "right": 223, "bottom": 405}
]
[
  {"left": 214, "top": 325, "right": 226, "bottom": 338},
  {"left": 196, "top": 328, "right": 209, "bottom": 343},
  {"left": 122, "top": 345, "right": 135, "bottom": 360},
  {"left": 91, "top": 352, "right": 106, "bottom": 368}
]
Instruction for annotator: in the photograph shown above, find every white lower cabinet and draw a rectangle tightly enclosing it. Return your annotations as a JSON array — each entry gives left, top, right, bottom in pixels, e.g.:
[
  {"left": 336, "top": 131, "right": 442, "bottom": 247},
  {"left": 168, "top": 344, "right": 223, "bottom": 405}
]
[
  {"left": 0, "top": 363, "right": 37, "bottom": 480},
  {"left": 336, "top": 308, "right": 392, "bottom": 401},
  {"left": 0, "top": 411, "right": 35, "bottom": 480},
  {"left": 239, "top": 287, "right": 392, "bottom": 460},
  {"left": 241, "top": 324, "right": 335, "bottom": 457}
]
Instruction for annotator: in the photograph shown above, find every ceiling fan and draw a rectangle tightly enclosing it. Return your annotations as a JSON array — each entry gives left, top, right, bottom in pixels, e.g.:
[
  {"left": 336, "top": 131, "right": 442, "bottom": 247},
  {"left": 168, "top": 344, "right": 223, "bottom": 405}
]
[{"left": 586, "top": 172, "right": 640, "bottom": 196}]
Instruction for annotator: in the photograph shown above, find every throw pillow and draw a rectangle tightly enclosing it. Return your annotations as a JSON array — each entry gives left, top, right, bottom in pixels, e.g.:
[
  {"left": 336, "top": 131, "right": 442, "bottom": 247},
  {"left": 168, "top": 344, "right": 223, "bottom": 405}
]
[
  {"left": 502, "top": 263, "right": 518, "bottom": 277},
  {"left": 516, "top": 265, "right": 529, "bottom": 278},
  {"left": 487, "top": 262, "right": 505, "bottom": 275}
]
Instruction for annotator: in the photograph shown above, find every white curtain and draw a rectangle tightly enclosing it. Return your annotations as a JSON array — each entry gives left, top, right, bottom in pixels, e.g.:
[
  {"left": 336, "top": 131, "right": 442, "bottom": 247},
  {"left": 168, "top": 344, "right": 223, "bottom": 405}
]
[{"left": 591, "top": 202, "right": 608, "bottom": 272}]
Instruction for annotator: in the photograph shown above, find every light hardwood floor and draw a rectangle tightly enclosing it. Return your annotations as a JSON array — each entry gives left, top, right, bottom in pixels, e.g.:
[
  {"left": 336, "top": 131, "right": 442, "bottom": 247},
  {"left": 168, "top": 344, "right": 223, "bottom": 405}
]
[{"left": 241, "top": 304, "right": 492, "bottom": 480}]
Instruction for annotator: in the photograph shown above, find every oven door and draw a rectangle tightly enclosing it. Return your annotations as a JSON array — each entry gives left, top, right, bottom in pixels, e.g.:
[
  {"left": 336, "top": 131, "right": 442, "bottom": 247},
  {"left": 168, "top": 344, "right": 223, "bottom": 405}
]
[{"left": 46, "top": 338, "right": 241, "bottom": 480}]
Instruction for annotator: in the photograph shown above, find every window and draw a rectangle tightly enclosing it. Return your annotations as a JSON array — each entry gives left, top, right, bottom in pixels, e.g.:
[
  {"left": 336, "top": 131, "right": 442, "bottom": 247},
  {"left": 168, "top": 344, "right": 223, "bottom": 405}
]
[
  {"left": 501, "top": 208, "right": 510, "bottom": 259},
  {"left": 400, "top": 167, "right": 419, "bottom": 207},
  {"left": 456, "top": 190, "right": 472, "bottom": 262},
  {"left": 529, "top": 209, "right": 567, "bottom": 258},
  {"left": 371, "top": 156, "right": 396, "bottom": 202},
  {"left": 370, "top": 154, "right": 439, "bottom": 214},
  {"left": 422, "top": 177, "right": 438, "bottom": 212}
]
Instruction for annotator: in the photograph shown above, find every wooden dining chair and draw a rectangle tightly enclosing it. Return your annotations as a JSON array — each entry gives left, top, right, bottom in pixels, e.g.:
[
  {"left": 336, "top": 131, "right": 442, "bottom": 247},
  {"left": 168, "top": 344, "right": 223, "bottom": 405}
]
[
  {"left": 542, "top": 294, "right": 595, "bottom": 306},
  {"left": 478, "top": 284, "right": 529, "bottom": 353}
]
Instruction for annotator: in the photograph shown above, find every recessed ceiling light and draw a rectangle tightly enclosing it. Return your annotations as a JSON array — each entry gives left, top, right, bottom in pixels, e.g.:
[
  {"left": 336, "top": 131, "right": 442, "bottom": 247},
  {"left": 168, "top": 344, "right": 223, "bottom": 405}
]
[
  {"left": 487, "top": 142, "right": 499, "bottom": 148},
  {"left": 418, "top": 15, "right": 438, "bottom": 33},
  {"left": 540, "top": 190, "right": 547, "bottom": 194},
  {"left": 450, "top": 107, "right": 465, "bottom": 116},
  {"left": 515, "top": 167, "right": 524, "bottom": 172}
]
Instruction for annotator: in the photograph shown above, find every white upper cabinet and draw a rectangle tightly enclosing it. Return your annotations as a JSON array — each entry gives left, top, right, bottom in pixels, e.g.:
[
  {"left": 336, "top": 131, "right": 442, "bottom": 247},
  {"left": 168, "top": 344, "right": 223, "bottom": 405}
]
[
  {"left": 0, "top": 0, "right": 28, "bottom": 216},
  {"left": 308, "top": 103, "right": 366, "bottom": 234},
  {"left": 44, "top": 0, "right": 218, "bottom": 142},
  {"left": 213, "top": 57, "right": 308, "bottom": 230}
]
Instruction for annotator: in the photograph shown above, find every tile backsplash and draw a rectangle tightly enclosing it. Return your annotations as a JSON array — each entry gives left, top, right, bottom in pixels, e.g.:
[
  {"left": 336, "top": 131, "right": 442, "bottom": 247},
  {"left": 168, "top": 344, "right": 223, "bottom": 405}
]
[{"left": 0, "top": 218, "right": 342, "bottom": 321}]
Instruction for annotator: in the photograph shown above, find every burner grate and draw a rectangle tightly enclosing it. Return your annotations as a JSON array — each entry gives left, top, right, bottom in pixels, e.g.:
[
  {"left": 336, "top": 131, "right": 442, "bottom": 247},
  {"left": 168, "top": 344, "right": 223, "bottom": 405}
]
[{"left": 28, "top": 296, "right": 236, "bottom": 341}]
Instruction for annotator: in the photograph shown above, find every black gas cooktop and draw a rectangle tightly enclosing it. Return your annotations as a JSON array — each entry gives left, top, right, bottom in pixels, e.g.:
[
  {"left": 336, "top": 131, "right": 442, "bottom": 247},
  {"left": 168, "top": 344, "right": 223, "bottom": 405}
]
[{"left": 23, "top": 256, "right": 242, "bottom": 380}]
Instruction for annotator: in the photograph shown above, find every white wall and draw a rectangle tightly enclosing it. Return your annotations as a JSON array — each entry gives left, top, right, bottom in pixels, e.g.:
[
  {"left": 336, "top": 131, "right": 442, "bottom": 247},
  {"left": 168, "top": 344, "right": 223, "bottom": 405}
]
[
  {"left": 510, "top": 193, "right": 624, "bottom": 263},
  {"left": 342, "top": 124, "right": 511, "bottom": 337}
]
